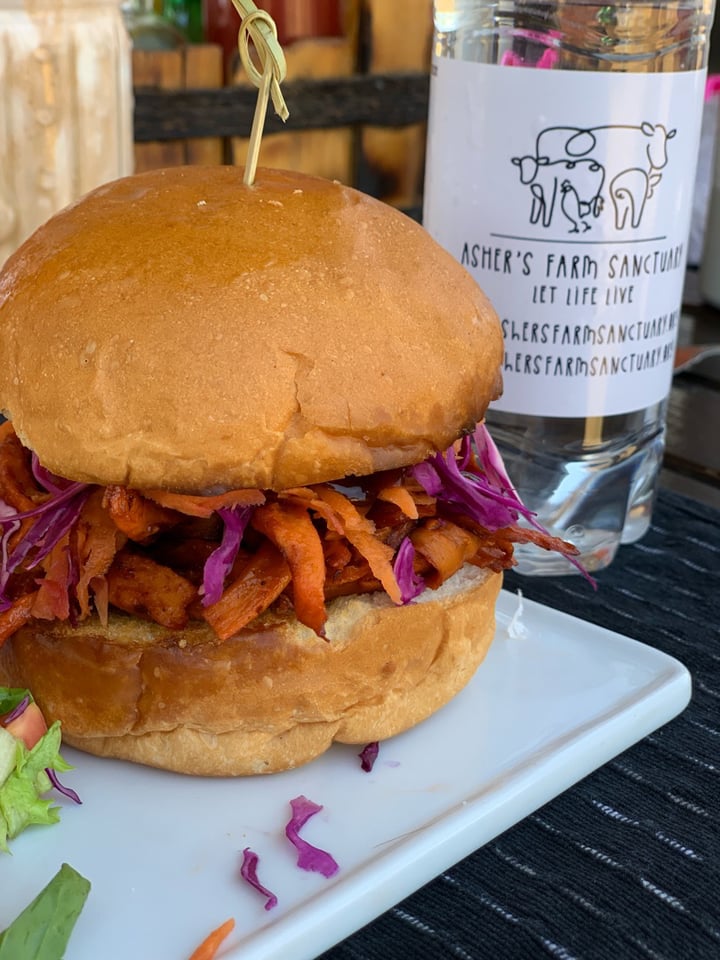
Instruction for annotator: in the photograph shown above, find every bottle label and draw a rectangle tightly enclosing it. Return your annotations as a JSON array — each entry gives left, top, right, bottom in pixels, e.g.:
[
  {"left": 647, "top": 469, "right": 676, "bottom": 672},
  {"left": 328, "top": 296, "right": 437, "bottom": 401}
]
[{"left": 424, "top": 58, "right": 706, "bottom": 417}]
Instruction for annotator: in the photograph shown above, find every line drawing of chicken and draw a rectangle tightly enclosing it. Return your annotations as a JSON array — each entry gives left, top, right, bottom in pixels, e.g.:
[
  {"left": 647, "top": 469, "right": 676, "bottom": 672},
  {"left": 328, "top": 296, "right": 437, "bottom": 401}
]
[{"left": 560, "top": 179, "right": 591, "bottom": 233}]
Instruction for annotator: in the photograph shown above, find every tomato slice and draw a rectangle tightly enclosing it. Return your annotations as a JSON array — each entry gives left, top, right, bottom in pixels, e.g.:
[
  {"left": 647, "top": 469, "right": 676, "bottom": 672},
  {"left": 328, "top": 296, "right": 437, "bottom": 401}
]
[{"left": 3, "top": 701, "right": 48, "bottom": 750}]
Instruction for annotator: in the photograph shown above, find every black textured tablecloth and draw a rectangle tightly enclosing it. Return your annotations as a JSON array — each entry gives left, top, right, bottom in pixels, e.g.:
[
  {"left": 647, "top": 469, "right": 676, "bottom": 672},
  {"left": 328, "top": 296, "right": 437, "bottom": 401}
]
[{"left": 322, "top": 489, "right": 720, "bottom": 960}]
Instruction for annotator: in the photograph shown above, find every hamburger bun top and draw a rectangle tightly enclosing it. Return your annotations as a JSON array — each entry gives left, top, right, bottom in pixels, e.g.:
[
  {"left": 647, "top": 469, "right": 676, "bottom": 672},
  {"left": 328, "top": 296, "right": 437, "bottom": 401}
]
[{"left": 0, "top": 165, "right": 502, "bottom": 492}]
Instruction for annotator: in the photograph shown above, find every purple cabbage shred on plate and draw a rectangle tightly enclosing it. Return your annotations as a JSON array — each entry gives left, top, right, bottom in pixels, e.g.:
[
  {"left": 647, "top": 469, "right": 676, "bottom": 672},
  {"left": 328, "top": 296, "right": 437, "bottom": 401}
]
[
  {"left": 240, "top": 847, "right": 278, "bottom": 910},
  {"left": 358, "top": 741, "right": 379, "bottom": 772},
  {"left": 285, "top": 795, "right": 339, "bottom": 878},
  {"left": 46, "top": 767, "right": 82, "bottom": 805}
]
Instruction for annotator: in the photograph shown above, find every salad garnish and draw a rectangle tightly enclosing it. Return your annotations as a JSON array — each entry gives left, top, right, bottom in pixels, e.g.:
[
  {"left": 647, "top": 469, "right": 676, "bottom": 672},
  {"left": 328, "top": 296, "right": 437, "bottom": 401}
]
[
  {"left": 0, "top": 687, "right": 79, "bottom": 853},
  {"left": 0, "top": 862, "right": 90, "bottom": 958}
]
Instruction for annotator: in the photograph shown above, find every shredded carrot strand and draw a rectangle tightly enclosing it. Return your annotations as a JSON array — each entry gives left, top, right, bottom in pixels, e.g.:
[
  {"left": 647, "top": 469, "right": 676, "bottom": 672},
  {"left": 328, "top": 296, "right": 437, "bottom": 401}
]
[
  {"left": 0, "top": 425, "right": 41, "bottom": 512},
  {"left": 0, "top": 593, "right": 36, "bottom": 647},
  {"left": 324, "top": 561, "right": 380, "bottom": 600},
  {"left": 90, "top": 574, "right": 110, "bottom": 627},
  {"left": 103, "top": 485, "right": 180, "bottom": 542},
  {"left": 279, "top": 487, "right": 345, "bottom": 534},
  {"left": 203, "top": 541, "right": 291, "bottom": 641},
  {"left": 251, "top": 500, "right": 327, "bottom": 636},
  {"left": 31, "top": 535, "right": 72, "bottom": 621},
  {"left": 142, "top": 488, "right": 264, "bottom": 518},
  {"left": 0, "top": 426, "right": 44, "bottom": 553},
  {"left": 503, "top": 524, "right": 580, "bottom": 555},
  {"left": 309, "top": 485, "right": 402, "bottom": 604},
  {"left": 187, "top": 918, "right": 235, "bottom": 960},
  {"left": 74, "top": 489, "right": 126, "bottom": 619},
  {"left": 322, "top": 537, "right": 352, "bottom": 573},
  {"left": 411, "top": 519, "right": 481, "bottom": 588},
  {"left": 377, "top": 485, "right": 419, "bottom": 519}
]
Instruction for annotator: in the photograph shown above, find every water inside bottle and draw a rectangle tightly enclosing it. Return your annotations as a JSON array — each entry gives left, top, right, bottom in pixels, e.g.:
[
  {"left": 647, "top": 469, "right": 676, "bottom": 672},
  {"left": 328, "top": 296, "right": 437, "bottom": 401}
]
[{"left": 486, "top": 403, "right": 666, "bottom": 573}]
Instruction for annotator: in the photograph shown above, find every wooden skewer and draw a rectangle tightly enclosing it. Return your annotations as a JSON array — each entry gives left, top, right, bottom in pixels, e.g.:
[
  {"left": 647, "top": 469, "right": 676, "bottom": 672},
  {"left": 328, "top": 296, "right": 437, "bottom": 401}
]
[{"left": 230, "top": 0, "right": 289, "bottom": 186}]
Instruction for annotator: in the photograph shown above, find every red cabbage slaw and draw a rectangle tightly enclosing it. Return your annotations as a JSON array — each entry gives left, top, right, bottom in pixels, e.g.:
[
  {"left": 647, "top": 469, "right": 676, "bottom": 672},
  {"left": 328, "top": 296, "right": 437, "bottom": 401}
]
[
  {"left": 238, "top": 795, "right": 339, "bottom": 909},
  {"left": 201, "top": 506, "right": 253, "bottom": 606},
  {"left": 1, "top": 693, "right": 30, "bottom": 725},
  {"left": 411, "top": 424, "right": 536, "bottom": 531},
  {"left": 392, "top": 538, "right": 425, "bottom": 605},
  {"left": 0, "top": 422, "right": 588, "bottom": 620},
  {"left": 409, "top": 423, "right": 593, "bottom": 584},
  {"left": 45, "top": 767, "right": 82, "bottom": 805},
  {"left": 0, "top": 476, "right": 91, "bottom": 612}
]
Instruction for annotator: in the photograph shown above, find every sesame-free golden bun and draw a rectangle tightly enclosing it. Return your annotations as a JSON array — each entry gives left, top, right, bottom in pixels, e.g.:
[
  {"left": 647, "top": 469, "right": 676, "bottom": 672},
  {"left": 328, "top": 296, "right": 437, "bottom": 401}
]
[
  {"left": 0, "top": 165, "right": 506, "bottom": 776},
  {"left": 0, "top": 565, "right": 501, "bottom": 776},
  {"left": 0, "top": 165, "right": 503, "bottom": 493}
]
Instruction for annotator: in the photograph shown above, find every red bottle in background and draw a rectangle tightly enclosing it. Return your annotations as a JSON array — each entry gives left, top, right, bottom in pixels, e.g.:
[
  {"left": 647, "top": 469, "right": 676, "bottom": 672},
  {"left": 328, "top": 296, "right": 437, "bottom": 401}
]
[
  {"left": 203, "top": 0, "right": 341, "bottom": 80},
  {"left": 202, "top": 0, "right": 240, "bottom": 78},
  {"left": 262, "top": 0, "right": 341, "bottom": 44}
]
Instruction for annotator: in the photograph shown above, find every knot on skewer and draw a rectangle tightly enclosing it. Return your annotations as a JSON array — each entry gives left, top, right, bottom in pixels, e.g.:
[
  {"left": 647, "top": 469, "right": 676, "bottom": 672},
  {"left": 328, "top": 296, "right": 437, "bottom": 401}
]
[
  {"left": 231, "top": 0, "right": 289, "bottom": 185},
  {"left": 235, "top": 1, "right": 289, "bottom": 122}
]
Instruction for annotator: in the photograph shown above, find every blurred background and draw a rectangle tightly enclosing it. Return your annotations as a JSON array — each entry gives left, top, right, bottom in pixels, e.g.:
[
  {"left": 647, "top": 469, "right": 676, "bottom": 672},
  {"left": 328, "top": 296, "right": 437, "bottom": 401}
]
[
  {"left": 0, "top": 0, "right": 716, "bottom": 504},
  {"left": 124, "top": 0, "right": 433, "bottom": 215},
  {"left": 0, "top": 0, "right": 434, "bottom": 266},
  {"left": 3, "top": 0, "right": 720, "bottom": 279}
]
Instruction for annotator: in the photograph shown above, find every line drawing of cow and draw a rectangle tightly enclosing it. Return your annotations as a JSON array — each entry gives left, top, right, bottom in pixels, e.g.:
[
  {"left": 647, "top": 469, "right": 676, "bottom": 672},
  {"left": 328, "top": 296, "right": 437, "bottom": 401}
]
[{"left": 513, "top": 122, "right": 675, "bottom": 232}]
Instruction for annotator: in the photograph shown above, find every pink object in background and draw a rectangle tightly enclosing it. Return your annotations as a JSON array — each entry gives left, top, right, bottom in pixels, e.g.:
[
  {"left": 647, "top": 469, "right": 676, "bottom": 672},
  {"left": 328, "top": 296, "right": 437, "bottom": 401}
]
[
  {"left": 698, "top": 74, "right": 720, "bottom": 303},
  {"left": 500, "top": 46, "right": 558, "bottom": 68}
]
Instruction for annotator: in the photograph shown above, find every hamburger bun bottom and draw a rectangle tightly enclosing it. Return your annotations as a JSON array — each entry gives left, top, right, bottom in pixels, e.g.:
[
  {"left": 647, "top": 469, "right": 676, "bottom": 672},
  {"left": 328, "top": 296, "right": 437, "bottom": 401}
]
[{"left": 0, "top": 565, "right": 502, "bottom": 775}]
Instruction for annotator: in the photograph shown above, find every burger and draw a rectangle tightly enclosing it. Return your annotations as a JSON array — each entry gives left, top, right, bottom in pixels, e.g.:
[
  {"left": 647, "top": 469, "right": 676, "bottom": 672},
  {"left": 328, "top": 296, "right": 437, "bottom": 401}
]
[{"left": 0, "top": 166, "right": 574, "bottom": 776}]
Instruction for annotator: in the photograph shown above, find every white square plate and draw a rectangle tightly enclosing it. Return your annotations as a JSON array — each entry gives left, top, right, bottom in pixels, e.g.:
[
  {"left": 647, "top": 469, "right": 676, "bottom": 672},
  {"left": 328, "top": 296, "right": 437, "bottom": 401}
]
[{"left": 0, "top": 591, "right": 690, "bottom": 959}]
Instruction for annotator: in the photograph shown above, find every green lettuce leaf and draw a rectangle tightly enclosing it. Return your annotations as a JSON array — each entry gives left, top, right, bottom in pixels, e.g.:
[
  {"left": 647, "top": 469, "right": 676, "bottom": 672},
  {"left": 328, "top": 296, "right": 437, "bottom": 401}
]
[
  {"left": 0, "top": 722, "right": 72, "bottom": 853},
  {"left": 0, "top": 862, "right": 91, "bottom": 959}
]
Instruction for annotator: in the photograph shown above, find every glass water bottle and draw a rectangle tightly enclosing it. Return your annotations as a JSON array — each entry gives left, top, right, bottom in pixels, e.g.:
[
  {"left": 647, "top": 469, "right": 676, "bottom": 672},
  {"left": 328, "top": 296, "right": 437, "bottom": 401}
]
[{"left": 424, "top": 0, "right": 715, "bottom": 573}]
